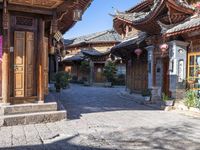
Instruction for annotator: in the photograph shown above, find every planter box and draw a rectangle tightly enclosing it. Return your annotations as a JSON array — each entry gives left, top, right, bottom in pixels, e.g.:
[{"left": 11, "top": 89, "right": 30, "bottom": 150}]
[
  {"left": 144, "top": 96, "right": 151, "bottom": 101},
  {"left": 104, "top": 82, "right": 112, "bottom": 87},
  {"left": 165, "top": 100, "right": 174, "bottom": 106},
  {"left": 83, "top": 81, "right": 90, "bottom": 86}
]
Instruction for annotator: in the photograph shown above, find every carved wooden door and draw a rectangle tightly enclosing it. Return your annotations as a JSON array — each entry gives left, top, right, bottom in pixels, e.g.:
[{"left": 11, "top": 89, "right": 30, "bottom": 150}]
[
  {"left": 14, "top": 31, "right": 34, "bottom": 97},
  {"left": 14, "top": 31, "right": 26, "bottom": 97}
]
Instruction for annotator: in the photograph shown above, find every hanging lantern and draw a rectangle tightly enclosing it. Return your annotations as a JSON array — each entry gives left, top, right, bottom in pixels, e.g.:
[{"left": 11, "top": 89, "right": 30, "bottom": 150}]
[
  {"left": 49, "top": 46, "right": 55, "bottom": 55},
  {"left": 159, "top": 43, "right": 169, "bottom": 56},
  {"left": 73, "top": 9, "right": 82, "bottom": 21},
  {"left": 134, "top": 48, "right": 143, "bottom": 59},
  {"left": 61, "top": 50, "right": 66, "bottom": 57}
]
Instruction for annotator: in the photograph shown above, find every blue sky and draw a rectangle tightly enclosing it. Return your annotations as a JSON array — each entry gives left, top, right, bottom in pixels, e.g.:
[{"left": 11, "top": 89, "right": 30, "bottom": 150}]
[{"left": 63, "top": 0, "right": 140, "bottom": 39}]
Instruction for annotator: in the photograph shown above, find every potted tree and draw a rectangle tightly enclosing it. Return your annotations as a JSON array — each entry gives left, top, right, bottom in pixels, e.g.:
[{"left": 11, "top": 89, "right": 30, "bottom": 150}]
[
  {"left": 103, "top": 61, "right": 117, "bottom": 87},
  {"left": 54, "top": 71, "right": 70, "bottom": 92},
  {"left": 80, "top": 61, "right": 90, "bottom": 86},
  {"left": 162, "top": 93, "right": 174, "bottom": 106},
  {"left": 142, "top": 89, "right": 152, "bottom": 101}
]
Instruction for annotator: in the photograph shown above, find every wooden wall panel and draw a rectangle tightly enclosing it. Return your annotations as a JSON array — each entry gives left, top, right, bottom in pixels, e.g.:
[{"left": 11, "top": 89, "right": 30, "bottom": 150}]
[
  {"left": 14, "top": 31, "right": 25, "bottom": 97},
  {"left": 25, "top": 32, "right": 34, "bottom": 97},
  {"left": 44, "top": 37, "right": 49, "bottom": 95}
]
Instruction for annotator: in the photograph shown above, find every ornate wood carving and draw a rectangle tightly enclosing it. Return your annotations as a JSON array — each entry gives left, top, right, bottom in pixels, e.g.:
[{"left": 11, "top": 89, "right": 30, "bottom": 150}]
[
  {"left": 15, "top": 16, "right": 33, "bottom": 27},
  {"left": 9, "top": 0, "right": 63, "bottom": 9}
]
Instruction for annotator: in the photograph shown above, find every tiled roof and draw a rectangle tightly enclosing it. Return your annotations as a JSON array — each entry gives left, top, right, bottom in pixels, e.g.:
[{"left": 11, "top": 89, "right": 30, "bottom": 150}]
[
  {"left": 81, "top": 49, "right": 110, "bottom": 57},
  {"left": 62, "top": 52, "right": 84, "bottom": 62},
  {"left": 65, "top": 30, "right": 122, "bottom": 46},
  {"left": 114, "top": 0, "right": 194, "bottom": 23},
  {"left": 111, "top": 32, "right": 147, "bottom": 50},
  {"left": 164, "top": 16, "right": 200, "bottom": 36}
]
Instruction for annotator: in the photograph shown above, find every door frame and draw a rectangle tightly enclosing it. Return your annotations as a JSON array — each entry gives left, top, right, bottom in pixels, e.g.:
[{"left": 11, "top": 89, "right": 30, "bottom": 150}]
[{"left": 9, "top": 14, "right": 38, "bottom": 104}]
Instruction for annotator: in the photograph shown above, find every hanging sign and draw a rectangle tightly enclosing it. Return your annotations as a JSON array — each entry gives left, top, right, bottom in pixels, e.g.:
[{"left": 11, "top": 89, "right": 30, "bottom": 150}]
[{"left": 0, "top": 36, "right": 2, "bottom": 62}]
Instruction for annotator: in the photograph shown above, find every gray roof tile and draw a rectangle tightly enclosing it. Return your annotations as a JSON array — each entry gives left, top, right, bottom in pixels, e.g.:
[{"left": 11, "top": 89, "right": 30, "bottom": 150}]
[
  {"left": 65, "top": 30, "right": 122, "bottom": 46},
  {"left": 165, "top": 16, "right": 200, "bottom": 35}
]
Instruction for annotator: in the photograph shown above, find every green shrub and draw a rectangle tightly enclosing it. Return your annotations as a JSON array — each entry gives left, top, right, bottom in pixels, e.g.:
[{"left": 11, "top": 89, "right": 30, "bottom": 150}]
[
  {"left": 103, "top": 61, "right": 117, "bottom": 83},
  {"left": 142, "top": 89, "right": 152, "bottom": 97},
  {"left": 184, "top": 90, "right": 198, "bottom": 108},
  {"left": 162, "top": 93, "right": 169, "bottom": 102},
  {"left": 113, "top": 74, "right": 125, "bottom": 85},
  {"left": 54, "top": 71, "right": 70, "bottom": 92}
]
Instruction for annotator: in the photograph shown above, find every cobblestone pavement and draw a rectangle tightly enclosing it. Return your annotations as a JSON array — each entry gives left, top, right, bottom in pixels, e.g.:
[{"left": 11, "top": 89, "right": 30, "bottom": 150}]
[{"left": 1, "top": 84, "right": 200, "bottom": 150}]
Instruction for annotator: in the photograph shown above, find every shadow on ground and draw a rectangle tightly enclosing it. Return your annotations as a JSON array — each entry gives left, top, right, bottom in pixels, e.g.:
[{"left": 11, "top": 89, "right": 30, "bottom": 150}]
[{"left": 1, "top": 122, "right": 200, "bottom": 150}]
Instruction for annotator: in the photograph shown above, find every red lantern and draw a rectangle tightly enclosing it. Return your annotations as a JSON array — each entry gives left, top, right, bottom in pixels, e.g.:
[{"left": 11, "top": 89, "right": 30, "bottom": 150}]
[
  {"left": 135, "top": 48, "right": 142, "bottom": 59},
  {"left": 159, "top": 43, "right": 169, "bottom": 56}
]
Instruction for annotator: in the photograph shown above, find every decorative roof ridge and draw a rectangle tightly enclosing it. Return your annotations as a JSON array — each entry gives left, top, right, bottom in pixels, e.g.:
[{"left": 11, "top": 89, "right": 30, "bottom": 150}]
[
  {"left": 114, "top": 0, "right": 194, "bottom": 26},
  {"left": 172, "top": 0, "right": 195, "bottom": 11}
]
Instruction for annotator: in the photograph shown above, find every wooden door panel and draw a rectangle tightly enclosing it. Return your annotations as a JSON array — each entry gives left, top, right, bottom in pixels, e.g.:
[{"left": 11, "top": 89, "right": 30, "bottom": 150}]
[
  {"left": 25, "top": 32, "right": 34, "bottom": 96},
  {"left": 14, "top": 31, "right": 25, "bottom": 97},
  {"left": 131, "top": 61, "right": 147, "bottom": 92},
  {"left": 44, "top": 37, "right": 49, "bottom": 95}
]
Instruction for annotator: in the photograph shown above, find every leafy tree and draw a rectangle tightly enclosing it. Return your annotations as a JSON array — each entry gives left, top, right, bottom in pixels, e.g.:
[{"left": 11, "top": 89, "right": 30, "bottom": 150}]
[
  {"left": 80, "top": 61, "right": 90, "bottom": 81},
  {"left": 103, "top": 61, "right": 117, "bottom": 83},
  {"left": 80, "top": 61, "right": 90, "bottom": 74}
]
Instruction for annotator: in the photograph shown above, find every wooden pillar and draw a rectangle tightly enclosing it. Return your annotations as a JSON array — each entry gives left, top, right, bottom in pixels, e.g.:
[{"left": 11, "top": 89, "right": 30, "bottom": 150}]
[
  {"left": 38, "top": 18, "right": 45, "bottom": 102},
  {"left": 89, "top": 61, "right": 94, "bottom": 84},
  {"left": 2, "top": 0, "right": 10, "bottom": 104}
]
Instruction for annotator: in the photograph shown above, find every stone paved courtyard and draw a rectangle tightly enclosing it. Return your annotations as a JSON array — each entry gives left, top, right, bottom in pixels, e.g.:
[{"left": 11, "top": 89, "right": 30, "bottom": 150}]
[{"left": 0, "top": 84, "right": 200, "bottom": 150}]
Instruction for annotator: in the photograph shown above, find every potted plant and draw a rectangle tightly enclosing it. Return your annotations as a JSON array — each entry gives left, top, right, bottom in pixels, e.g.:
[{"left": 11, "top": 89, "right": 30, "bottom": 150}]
[
  {"left": 80, "top": 61, "right": 90, "bottom": 85},
  {"left": 54, "top": 71, "right": 70, "bottom": 92},
  {"left": 142, "top": 89, "right": 152, "bottom": 101},
  {"left": 184, "top": 90, "right": 197, "bottom": 108},
  {"left": 187, "top": 78, "right": 195, "bottom": 84},
  {"left": 103, "top": 61, "right": 117, "bottom": 87},
  {"left": 162, "top": 93, "right": 174, "bottom": 106}
]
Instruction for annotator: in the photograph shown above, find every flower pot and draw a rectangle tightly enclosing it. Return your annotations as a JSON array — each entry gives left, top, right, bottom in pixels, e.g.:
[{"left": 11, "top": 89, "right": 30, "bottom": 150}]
[
  {"left": 188, "top": 80, "right": 195, "bottom": 84},
  {"left": 165, "top": 100, "right": 174, "bottom": 106},
  {"left": 104, "top": 82, "right": 112, "bottom": 87},
  {"left": 144, "top": 96, "right": 151, "bottom": 101}
]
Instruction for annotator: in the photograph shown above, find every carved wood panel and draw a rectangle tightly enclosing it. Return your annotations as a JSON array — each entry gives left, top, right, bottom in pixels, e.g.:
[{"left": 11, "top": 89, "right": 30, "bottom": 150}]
[
  {"left": 44, "top": 37, "right": 49, "bottom": 95},
  {"left": 14, "top": 31, "right": 25, "bottom": 97},
  {"left": 25, "top": 32, "right": 34, "bottom": 97},
  {"left": 9, "top": 0, "right": 63, "bottom": 8}
]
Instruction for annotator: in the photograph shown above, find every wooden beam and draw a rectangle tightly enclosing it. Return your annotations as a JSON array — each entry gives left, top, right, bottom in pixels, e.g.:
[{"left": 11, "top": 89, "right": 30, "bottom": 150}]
[{"left": 8, "top": 4, "right": 53, "bottom": 15}]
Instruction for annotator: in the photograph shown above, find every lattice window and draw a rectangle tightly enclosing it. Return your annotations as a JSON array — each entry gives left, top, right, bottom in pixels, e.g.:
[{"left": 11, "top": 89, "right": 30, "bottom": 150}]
[{"left": 15, "top": 16, "right": 33, "bottom": 27}]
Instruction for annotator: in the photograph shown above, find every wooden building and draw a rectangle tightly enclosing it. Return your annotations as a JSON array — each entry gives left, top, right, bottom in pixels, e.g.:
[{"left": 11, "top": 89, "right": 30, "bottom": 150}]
[
  {"left": 60, "top": 30, "right": 124, "bottom": 85},
  {"left": 111, "top": 0, "right": 200, "bottom": 99},
  {"left": 0, "top": 0, "right": 92, "bottom": 125}
]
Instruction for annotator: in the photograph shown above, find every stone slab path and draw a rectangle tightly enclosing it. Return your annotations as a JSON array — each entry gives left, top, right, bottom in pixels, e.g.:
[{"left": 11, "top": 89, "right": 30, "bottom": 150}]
[{"left": 0, "top": 84, "right": 200, "bottom": 150}]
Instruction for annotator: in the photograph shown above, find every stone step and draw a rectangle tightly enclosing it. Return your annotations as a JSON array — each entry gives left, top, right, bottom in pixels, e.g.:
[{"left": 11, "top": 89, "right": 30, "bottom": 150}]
[
  {"left": 1, "top": 102, "right": 57, "bottom": 115},
  {"left": 1, "top": 110, "right": 67, "bottom": 126}
]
